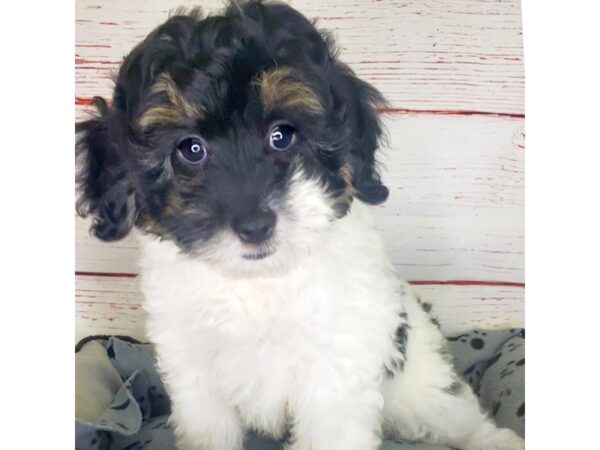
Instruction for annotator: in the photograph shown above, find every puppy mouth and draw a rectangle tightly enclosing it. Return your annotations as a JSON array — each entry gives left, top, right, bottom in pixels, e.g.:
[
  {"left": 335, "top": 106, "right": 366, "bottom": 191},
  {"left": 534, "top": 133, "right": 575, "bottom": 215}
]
[{"left": 241, "top": 243, "right": 277, "bottom": 260}]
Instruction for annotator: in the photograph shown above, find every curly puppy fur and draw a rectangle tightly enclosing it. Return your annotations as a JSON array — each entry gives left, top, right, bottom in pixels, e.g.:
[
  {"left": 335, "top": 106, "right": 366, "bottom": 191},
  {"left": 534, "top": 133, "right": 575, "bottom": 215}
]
[{"left": 76, "top": 2, "right": 524, "bottom": 449}]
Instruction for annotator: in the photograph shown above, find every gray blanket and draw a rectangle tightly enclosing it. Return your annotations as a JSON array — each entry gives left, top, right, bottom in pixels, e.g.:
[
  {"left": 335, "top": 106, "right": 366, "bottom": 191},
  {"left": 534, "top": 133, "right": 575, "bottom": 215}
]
[{"left": 75, "top": 329, "right": 524, "bottom": 450}]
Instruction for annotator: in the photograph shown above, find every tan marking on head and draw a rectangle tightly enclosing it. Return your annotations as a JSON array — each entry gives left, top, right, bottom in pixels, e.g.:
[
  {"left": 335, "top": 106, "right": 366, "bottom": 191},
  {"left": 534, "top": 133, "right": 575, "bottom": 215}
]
[
  {"left": 138, "top": 106, "right": 185, "bottom": 129},
  {"left": 256, "top": 67, "right": 323, "bottom": 113},
  {"left": 162, "top": 191, "right": 187, "bottom": 217},
  {"left": 138, "top": 74, "right": 204, "bottom": 129},
  {"left": 135, "top": 212, "right": 166, "bottom": 235},
  {"left": 331, "top": 163, "right": 357, "bottom": 217},
  {"left": 136, "top": 192, "right": 190, "bottom": 236},
  {"left": 339, "top": 163, "right": 357, "bottom": 196},
  {"left": 151, "top": 74, "right": 203, "bottom": 118}
]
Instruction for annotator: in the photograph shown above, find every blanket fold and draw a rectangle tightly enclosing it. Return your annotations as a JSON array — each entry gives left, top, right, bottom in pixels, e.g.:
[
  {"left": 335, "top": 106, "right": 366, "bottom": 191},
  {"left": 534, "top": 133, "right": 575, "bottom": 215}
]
[{"left": 75, "top": 329, "right": 524, "bottom": 450}]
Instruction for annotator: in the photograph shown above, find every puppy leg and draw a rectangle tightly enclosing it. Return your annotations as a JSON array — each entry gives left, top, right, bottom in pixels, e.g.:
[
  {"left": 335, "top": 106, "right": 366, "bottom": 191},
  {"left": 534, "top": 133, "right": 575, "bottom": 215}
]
[
  {"left": 165, "top": 368, "right": 243, "bottom": 450},
  {"left": 383, "top": 376, "right": 523, "bottom": 450},
  {"left": 286, "top": 380, "right": 383, "bottom": 450},
  {"left": 166, "top": 370, "right": 243, "bottom": 450},
  {"left": 150, "top": 336, "right": 243, "bottom": 450},
  {"left": 382, "top": 297, "right": 524, "bottom": 450}
]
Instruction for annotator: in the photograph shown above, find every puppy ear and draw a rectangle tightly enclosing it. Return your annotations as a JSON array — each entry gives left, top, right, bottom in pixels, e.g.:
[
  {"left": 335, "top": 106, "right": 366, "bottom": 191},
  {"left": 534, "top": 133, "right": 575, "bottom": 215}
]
[
  {"left": 76, "top": 97, "right": 137, "bottom": 241},
  {"left": 330, "top": 63, "right": 389, "bottom": 205}
]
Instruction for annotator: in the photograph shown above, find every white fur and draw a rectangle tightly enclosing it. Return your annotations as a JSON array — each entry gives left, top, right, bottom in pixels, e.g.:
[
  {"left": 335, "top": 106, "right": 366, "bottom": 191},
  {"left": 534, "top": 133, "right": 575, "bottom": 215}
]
[{"left": 136, "top": 172, "right": 524, "bottom": 450}]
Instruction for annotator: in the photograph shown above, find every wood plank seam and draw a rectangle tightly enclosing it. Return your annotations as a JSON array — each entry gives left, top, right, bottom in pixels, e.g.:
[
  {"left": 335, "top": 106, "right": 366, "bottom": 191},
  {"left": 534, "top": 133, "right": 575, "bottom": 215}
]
[{"left": 74, "top": 271, "right": 524, "bottom": 288}]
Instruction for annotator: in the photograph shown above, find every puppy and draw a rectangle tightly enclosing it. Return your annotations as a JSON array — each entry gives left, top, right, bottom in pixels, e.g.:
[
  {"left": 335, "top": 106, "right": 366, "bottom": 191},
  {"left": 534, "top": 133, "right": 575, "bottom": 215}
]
[{"left": 76, "top": 1, "right": 524, "bottom": 449}]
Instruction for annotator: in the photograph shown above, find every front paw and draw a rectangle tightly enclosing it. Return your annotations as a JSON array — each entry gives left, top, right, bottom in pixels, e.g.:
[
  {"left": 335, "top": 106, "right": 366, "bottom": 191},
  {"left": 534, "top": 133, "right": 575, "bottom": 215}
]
[
  {"left": 176, "top": 441, "right": 242, "bottom": 450},
  {"left": 284, "top": 433, "right": 381, "bottom": 450},
  {"left": 175, "top": 428, "right": 243, "bottom": 450},
  {"left": 465, "top": 427, "right": 524, "bottom": 450}
]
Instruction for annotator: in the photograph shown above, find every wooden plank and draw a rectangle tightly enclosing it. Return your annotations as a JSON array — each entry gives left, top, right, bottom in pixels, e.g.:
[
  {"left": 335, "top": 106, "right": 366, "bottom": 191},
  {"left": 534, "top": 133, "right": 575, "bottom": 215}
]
[
  {"left": 76, "top": 113, "right": 524, "bottom": 283},
  {"left": 412, "top": 284, "right": 524, "bottom": 335},
  {"left": 75, "top": 0, "right": 524, "bottom": 115},
  {"left": 75, "top": 274, "right": 523, "bottom": 341},
  {"left": 76, "top": 216, "right": 139, "bottom": 275},
  {"left": 75, "top": 274, "right": 146, "bottom": 342},
  {"left": 373, "top": 114, "right": 524, "bottom": 282}
]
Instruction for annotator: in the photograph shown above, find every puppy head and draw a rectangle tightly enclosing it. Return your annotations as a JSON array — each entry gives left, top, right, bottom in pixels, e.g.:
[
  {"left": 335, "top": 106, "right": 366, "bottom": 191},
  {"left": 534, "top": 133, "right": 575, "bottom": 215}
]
[{"left": 76, "top": 0, "right": 389, "bottom": 276}]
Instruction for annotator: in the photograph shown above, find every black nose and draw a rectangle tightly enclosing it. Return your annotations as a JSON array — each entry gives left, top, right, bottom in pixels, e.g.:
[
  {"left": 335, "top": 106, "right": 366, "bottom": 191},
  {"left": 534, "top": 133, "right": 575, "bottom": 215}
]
[{"left": 232, "top": 210, "right": 276, "bottom": 244}]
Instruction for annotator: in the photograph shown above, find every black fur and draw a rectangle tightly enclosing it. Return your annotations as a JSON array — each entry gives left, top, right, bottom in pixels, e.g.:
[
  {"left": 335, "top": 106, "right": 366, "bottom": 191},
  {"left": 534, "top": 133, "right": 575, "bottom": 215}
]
[
  {"left": 443, "top": 380, "right": 464, "bottom": 396},
  {"left": 76, "top": 0, "right": 389, "bottom": 248},
  {"left": 384, "top": 317, "right": 410, "bottom": 377}
]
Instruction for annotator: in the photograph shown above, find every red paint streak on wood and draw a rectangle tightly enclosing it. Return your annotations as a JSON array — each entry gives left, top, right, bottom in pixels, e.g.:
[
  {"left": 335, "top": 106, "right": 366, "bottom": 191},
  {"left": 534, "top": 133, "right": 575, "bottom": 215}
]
[
  {"left": 76, "top": 300, "right": 142, "bottom": 307},
  {"left": 315, "top": 16, "right": 358, "bottom": 20},
  {"left": 76, "top": 44, "right": 111, "bottom": 48},
  {"left": 78, "top": 66, "right": 117, "bottom": 71},
  {"left": 75, "top": 58, "right": 120, "bottom": 65},
  {"left": 76, "top": 270, "right": 137, "bottom": 278},
  {"left": 377, "top": 108, "right": 525, "bottom": 119},
  {"left": 75, "top": 270, "right": 523, "bottom": 288},
  {"left": 410, "top": 280, "right": 524, "bottom": 288},
  {"left": 75, "top": 97, "right": 95, "bottom": 106}
]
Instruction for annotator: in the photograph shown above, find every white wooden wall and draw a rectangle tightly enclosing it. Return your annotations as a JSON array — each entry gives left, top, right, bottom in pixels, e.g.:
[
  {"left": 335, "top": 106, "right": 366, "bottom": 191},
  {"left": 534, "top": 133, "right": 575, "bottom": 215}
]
[{"left": 75, "top": 0, "right": 524, "bottom": 341}]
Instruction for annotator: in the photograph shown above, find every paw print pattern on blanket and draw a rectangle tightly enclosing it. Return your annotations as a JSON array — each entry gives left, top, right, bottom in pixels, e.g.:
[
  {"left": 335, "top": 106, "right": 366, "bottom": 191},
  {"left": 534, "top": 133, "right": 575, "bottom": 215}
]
[{"left": 75, "top": 329, "right": 525, "bottom": 449}]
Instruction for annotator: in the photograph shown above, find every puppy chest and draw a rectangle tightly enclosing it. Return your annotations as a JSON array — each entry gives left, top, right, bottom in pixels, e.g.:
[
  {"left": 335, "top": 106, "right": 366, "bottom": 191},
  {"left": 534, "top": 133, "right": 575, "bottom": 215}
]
[
  {"left": 205, "top": 294, "right": 329, "bottom": 410},
  {"left": 210, "top": 325, "right": 298, "bottom": 432}
]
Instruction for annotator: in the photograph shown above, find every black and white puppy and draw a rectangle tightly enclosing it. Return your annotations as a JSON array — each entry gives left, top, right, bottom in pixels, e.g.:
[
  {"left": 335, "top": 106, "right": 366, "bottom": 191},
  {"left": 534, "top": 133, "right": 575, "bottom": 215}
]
[{"left": 76, "top": 2, "right": 524, "bottom": 449}]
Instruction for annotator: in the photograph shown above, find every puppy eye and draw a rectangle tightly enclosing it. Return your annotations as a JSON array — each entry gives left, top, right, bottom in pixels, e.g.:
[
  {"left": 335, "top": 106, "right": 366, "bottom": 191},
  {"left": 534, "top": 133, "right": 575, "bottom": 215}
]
[
  {"left": 177, "top": 137, "right": 208, "bottom": 165},
  {"left": 268, "top": 124, "right": 296, "bottom": 152}
]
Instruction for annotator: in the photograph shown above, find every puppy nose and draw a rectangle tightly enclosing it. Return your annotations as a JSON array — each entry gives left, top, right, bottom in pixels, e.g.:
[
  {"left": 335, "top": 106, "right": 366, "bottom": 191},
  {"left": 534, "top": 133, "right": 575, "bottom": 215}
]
[{"left": 232, "top": 210, "right": 276, "bottom": 244}]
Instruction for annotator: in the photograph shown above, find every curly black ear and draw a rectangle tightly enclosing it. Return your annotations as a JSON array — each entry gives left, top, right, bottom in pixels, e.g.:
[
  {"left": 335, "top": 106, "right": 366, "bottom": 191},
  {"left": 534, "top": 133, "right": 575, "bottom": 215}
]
[
  {"left": 76, "top": 97, "right": 137, "bottom": 241},
  {"left": 330, "top": 63, "right": 389, "bottom": 205},
  {"left": 76, "top": 12, "right": 201, "bottom": 241}
]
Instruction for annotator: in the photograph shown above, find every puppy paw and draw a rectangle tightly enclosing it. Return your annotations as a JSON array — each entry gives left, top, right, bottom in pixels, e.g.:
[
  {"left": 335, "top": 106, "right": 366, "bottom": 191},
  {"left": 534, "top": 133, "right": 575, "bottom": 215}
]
[
  {"left": 465, "top": 427, "right": 524, "bottom": 450},
  {"left": 176, "top": 443, "right": 241, "bottom": 450},
  {"left": 175, "top": 431, "right": 243, "bottom": 450}
]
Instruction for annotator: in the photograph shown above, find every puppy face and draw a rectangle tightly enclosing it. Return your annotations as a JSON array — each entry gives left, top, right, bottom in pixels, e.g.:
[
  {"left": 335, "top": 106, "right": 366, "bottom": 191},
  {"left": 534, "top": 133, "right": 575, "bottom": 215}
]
[{"left": 77, "top": 1, "right": 389, "bottom": 276}]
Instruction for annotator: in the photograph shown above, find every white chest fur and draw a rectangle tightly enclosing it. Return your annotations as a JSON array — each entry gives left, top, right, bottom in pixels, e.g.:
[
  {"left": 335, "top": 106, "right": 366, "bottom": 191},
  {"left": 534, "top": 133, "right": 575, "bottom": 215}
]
[{"left": 136, "top": 203, "right": 407, "bottom": 434}]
